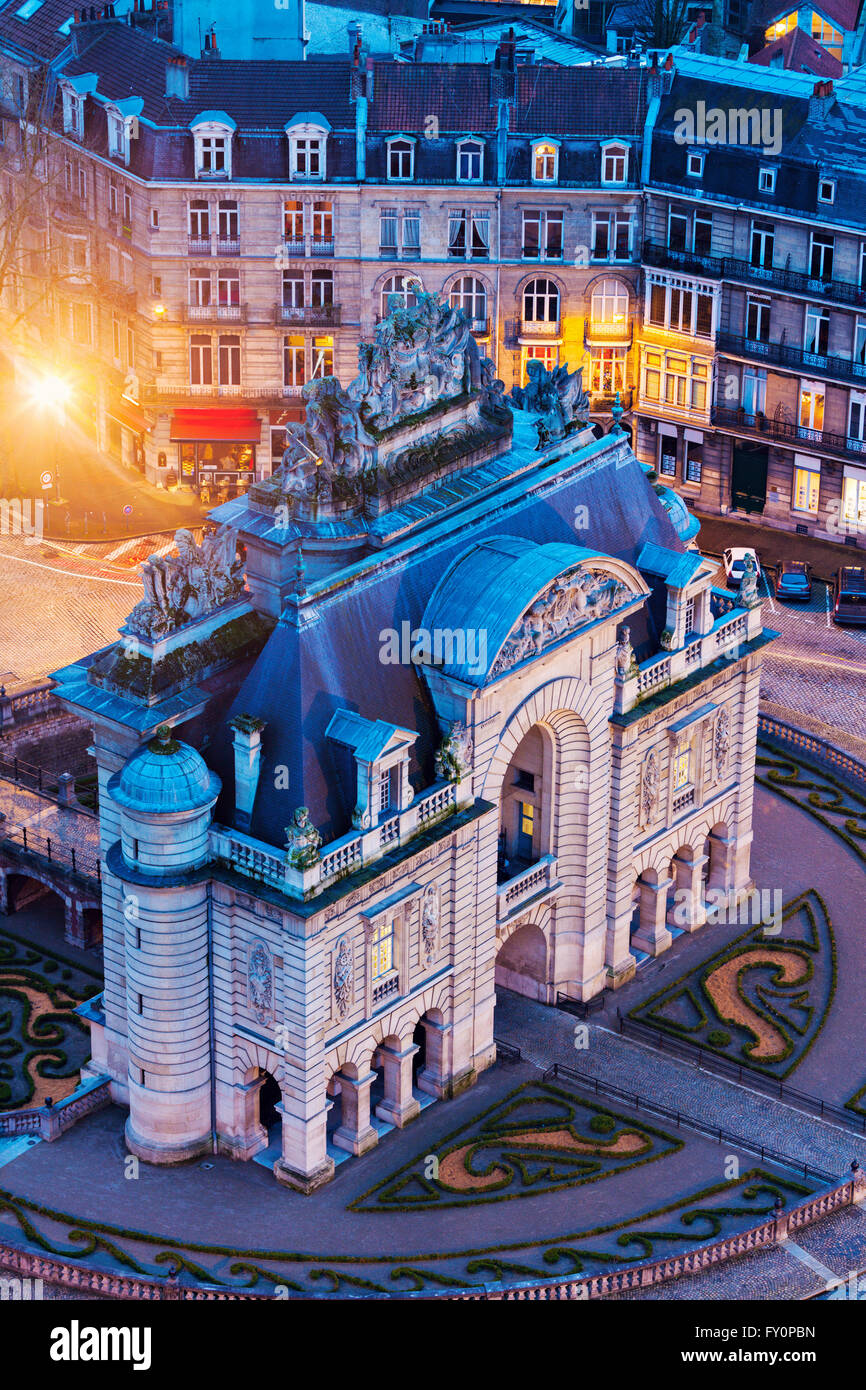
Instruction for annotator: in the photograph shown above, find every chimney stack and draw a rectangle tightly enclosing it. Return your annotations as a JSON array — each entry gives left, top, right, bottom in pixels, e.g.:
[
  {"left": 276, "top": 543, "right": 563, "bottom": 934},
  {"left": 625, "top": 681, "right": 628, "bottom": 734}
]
[{"left": 166, "top": 53, "right": 189, "bottom": 100}]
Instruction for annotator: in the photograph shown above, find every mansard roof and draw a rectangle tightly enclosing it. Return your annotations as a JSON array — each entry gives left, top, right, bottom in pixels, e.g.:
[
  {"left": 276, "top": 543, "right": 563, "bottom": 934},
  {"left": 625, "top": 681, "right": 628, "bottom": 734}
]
[
  {"left": 749, "top": 28, "right": 843, "bottom": 78},
  {"left": 368, "top": 61, "right": 649, "bottom": 135},
  {"left": 211, "top": 438, "right": 681, "bottom": 847},
  {"left": 0, "top": 0, "right": 75, "bottom": 62}
]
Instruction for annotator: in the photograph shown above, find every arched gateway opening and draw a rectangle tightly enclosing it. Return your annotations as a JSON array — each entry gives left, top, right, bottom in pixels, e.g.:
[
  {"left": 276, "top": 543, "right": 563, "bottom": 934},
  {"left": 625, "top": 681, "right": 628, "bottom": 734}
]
[
  {"left": 258, "top": 1071, "right": 281, "bottom": 1130},
  {"left": 495, "top": 922, "right": 548, "bottom": 1002},
  {"left": 497, "top": 725, "right": 553, "bottom": 881}
]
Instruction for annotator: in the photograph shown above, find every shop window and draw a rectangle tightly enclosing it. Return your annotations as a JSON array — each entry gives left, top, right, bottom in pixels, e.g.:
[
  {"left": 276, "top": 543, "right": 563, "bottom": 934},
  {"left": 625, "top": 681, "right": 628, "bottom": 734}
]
[
  {"left": 659, "top": 435, "right": 677, "bottom": 477},
  {"left": 793, "top": 464, "right": 820, "bottom": 514},
  {"left": 685, "top": 440, "right": 703, "bottom": 484}
]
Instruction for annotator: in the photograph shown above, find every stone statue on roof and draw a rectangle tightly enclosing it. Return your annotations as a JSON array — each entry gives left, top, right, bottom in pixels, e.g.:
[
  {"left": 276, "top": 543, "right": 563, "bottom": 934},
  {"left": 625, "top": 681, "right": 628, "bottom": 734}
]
[
  {"left": 273, "top": 292, "right": 504, "bottom": 503},
  {"left": 126, "top": 526, "right": 245, "bottom": 640},
  {"left": 511, "top": 360, "right": 590, "bottom": 448},
  {"left": 285, "top": 806, "right": 322, "bottom": 869}
]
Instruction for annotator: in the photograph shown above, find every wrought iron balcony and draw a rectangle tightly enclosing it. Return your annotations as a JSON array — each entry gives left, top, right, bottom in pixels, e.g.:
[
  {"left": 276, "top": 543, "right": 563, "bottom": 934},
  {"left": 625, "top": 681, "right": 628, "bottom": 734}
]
[
  {"left": 311, "top": 238, "right": 334, "bottom": 257},
  {"left": 187, "top": 236, "right": 213, "bottom": 256},
  {"left": 216, "top": 238, "right": 240, "bottom": 256},
  {"left": 584, "top": 321, "right": 632, "bottom": 347},
  {"left": 519, "top": 316, "right": 561, "bottom": 338},
  {"left": 590, "top": 388, "right": 633, "bottom": 411},
  {"left": 642, "top": 240, "right": 723, "bottom": 278},
  {"left": 273, "top": 302, "right": 341, "bottom": 327},
  {"left": 717, "top": 331, "right": 866, "bottom": 389},
  {"left": 183, "top": 302, "right": 247, "bottom": 323},
  {"left": 643, "top": 240, "right": 866, "bottom": 309},
  {"left": 711, "top": 405, "right": 866, "bottom": 461}
]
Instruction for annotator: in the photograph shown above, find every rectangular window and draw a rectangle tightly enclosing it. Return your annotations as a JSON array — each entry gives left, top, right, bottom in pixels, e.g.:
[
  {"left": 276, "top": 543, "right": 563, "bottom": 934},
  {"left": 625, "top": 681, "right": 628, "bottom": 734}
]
[
  {"left": 189, "top": 200, "right": 209, "bottom": 238},
  {"left": 123, "top": 188, "right": 132, "bottom": 224},
  {"left": 458, "top": 141, "right": 483, "bottom": 182},
  {"left": 672, "top": 749, "right": 691, "bottom": 790},
  {"left": 522, "top": 209, "right": 562, "bottom": 259},
  {"left": 371, "top": 918, "right": 394, "bottom": 981},
  {"left": 78, "top": 165, "right": 87, "bottom": 201},
  {"left": 283, "top": 335, "right": 305, "bottom": 387},
  {"left": 741, "top": 366, "right": 767, "bottom": 415},
  {"left": 218, "top": 334, "right": 241, "bottom": 386},
  {"left": 799, "top": 383, "right": 825, "bottom": 433},
  {"left": 793, "top": 465, "right": 820, "bottom": 514},
  {"left": 311, "top": 269, "right": 333, "bottom": 307},
  {"left": 402, "top": 209, "right": 420, "bottom": 255},
  {"left": 649, "top": 283, "right": 666, "bottom": 327},
  {"left": 127, "top": 325, "right": 135, "bottom": 369},
  {"left": 590, "top": 347, "right": 626, "bottom": 393},
  {"left": 284, "top": 199, "right": 304, "bottom": 240},
  {"left": 695, "top": 293, "right": 713, "bottom": 337},
  {"left": 758, "top": 166, "right": 776, "bottom": 193},
  {"left": 380, "top": 206, "right": 398, "bottom": 253},
  {"left": 747, "top": 297, "right": 770, "bottom": 342},
  {"left": 750, "top": 220, "right": 774, "bottom": 269},
  {"left": 190, "top": 270, "right": 211, "bottom": 306},
  {"left": 293, "top": 137, "right": 322, "bottom": 178},
  {"left": 282, "top": 272, "right": 304, "bottom": 309},
  {"left": 644, "top": 349, "right": 662, "bottom": 402},
  {"left": 70, "top": 302, "right": 91, "bottom": 345},
  {"left": 311, "top": 335, "right": 333, "bottom": 379},
  {"left": 521, "top": 343, "right": 558, "bottom": 385},
  {"left": 218, "top": 199, "right": 238, "bottom": 241},
  {"left": 312, "top": 201, "right": 332, "bottom": 243},
  {"left": 217, "top": 272, "right": 240, "bottom": 306},
  {"left": 849, "top": 392, "right": 866, "bottom": 441},
  {"left": 201, "top": 136, "right": 226, "bottom": 173},
  {"left": 685, "top": 440, "right": 703, "bottom": 483},
  {"left": 659, "top": 436, "right": 677, "bottom": 476},
  {"left": 810, "top": 233, "right": 834, "bottom": 281},
  {"left": 449, "top": 208, "right": 489, "bottom": 259},
  {"left": 693, "top": 211, "right": 713, "bottom": 256},
  {"left": 190, "top": 334, "right": 212, "bottom": 386},
  {"left": 804, "top": 306, "right": 829, "bottom": 357},
  {"left": 377, "top": 767, "right": 391, "bottom": 815},
  {"left": 150, "top": 208, "right": 159, "bottom": 230},
  {"left": 112, "top": 316, "right": 121, "bottom": 362},
  {"left": 108, "top": 180, "right": 118, "bottom": 215}
]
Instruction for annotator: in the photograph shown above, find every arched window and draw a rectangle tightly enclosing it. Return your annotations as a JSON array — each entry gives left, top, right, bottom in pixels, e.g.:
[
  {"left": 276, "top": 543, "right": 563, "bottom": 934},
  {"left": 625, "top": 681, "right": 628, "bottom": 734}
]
[
  {"left": 591, "top": 278, "right": 629, "bottom": 326},
  {"left": 457, "top": 139, "right": 484, "bottom": 182},
  {"left": 449, "top": 275, "right": 487, "bottom": 326},
  {"left": 523, "top": 277, "right": 560, "bottom": 325},
  {"left": 380, "top": 273, "right": 421, "bottom": 317},
  {"left": 601, "top": 142, "right": 628, "bottom": 185},
  {"left": 387, "top": 138, "right": 414, "bottom": 181},
  {"left": 533, "top": 141, "right": 558, "bottom": 182}
]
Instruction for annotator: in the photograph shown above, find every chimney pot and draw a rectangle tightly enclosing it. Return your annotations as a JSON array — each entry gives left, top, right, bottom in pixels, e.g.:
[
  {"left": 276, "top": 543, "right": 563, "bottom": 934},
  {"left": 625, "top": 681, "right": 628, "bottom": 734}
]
[{"left": 664, "top": 53, "right": 674, "bottom": 70}]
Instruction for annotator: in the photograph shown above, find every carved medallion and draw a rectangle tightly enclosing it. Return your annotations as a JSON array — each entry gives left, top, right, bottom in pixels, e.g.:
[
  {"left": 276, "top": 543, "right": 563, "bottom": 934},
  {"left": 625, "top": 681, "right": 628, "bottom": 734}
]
[{"left": 248, "top": 940, "right": 273, "bottom": 1026}]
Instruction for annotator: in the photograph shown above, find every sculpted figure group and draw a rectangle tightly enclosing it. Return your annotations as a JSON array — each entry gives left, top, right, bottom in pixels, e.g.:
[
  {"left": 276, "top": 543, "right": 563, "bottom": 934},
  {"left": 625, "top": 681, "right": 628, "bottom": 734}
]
[
  {"left": 126, "top": 527, "right": 245, "bottom": 640},
  {"left": 490, "top": 568, "right": 634, "bottom": 677}
]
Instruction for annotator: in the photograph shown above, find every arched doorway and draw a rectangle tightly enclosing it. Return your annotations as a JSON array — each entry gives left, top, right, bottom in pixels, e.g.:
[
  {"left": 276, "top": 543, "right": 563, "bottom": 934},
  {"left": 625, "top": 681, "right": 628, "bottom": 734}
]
[
  {"left": 258, "top": 1071, "right": 281, "bottom": 1130},
  {"left": 498, "top": 725, "right": 553, "bottom": 881},
  {"left": 412, "top": 1019, "right": 426, "bottom": 1086},
  {"left": 495, "top": 921, "right": 548, "bottom": 1001}
]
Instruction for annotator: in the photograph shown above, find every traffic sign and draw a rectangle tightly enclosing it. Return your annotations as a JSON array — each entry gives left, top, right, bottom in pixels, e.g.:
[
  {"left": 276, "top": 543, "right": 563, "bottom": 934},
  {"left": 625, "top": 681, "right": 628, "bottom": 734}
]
[
  {"left": 40, "top": 470, "right": 53, "bottom": 489},
  {"left": 123, "top": 504, "right": 133, "bottom": 515}
]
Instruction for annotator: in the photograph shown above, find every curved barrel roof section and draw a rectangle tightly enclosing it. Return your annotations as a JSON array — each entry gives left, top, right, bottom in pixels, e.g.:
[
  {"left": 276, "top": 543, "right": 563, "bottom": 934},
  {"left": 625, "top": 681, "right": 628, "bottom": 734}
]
[{"left": 420, "top": 537, "right": 649, "bottom": 684}]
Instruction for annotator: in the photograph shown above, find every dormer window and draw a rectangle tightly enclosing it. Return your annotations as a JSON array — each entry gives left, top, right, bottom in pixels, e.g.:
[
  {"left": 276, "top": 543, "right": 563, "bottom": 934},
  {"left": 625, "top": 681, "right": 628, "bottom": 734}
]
[
  {"left": 62, "top": 88, "right": 84, "bottom": 140},
  {"left": 818, "top": 177, "right": 835, "bottom": 204},
  {"left": 601, "top": 142, "right": 628, "bottom": 185},
  {"left": 758, "top": 165, "right": 776, "bottom": 194},
  {"left": 686, "top": 151, "right": 705, "bottom": 179},
  {"left": 532, "top": 140, "right": 559, "bottom": 183},
  {"left": 325, "top": 709, "right": 417, "bottom": 833},
  {"left": 457, "top": 138, "right": 484, "bottom": 183},
  {"left": 191, "top": 111, "right": 236, "bottom": 180},
  {"left": 285, "top": 113, "right": 330, "bottom": 182},
  {"left": 387, "top": 137, "right": 414, "bottom": 181}
]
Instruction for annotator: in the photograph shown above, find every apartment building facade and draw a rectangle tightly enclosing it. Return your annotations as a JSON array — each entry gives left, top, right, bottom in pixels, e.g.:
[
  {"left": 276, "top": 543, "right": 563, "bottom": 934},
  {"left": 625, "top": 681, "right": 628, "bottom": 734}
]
[{"left": 1, "top": 3, "right": 865, "bottom": 543}]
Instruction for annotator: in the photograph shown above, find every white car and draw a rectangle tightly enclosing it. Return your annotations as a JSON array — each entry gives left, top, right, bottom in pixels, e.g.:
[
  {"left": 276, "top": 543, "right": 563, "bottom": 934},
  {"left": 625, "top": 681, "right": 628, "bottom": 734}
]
[{"left": 723, "top": 547, "right": 761, "bottom": 588}]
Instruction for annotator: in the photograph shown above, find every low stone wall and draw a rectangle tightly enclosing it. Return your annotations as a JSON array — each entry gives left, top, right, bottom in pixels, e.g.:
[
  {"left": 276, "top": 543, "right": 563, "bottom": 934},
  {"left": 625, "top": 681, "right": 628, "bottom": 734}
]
[{"left": 0, "top": 1172, "right": 861, "bottom": 1301}]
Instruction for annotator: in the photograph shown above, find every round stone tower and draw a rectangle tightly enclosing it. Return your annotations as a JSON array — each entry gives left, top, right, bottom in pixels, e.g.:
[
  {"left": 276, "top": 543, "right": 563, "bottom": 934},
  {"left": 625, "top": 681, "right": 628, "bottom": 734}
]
[{"left": 107, "top": 726, "right": 221, "bottom": 1164}]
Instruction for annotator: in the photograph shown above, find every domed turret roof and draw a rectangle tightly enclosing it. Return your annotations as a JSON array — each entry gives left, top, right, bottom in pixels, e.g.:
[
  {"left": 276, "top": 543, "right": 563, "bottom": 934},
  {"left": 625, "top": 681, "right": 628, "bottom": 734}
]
[{"left": 109, "top": 727, "right": 220, "bottom": 814}]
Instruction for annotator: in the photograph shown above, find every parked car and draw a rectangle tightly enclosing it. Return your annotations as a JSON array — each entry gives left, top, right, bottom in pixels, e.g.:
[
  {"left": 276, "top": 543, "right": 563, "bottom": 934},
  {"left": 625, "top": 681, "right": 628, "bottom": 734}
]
[
  {"left": 833, "top": 566, "right": 866, "bottom": 626},
  {"left": 775, "top": 560, "right": 812, "bottom": 601},
  {"left": 722, "top": 547, "right": 761, "bottom": 588}
]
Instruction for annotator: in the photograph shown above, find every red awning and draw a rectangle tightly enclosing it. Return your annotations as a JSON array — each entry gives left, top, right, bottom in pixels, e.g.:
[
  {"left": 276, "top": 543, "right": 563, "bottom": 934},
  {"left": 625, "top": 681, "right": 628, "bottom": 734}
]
[
  {"left": 108, "top": 397, "right": 151, "bottom": 434},
  {"left": 170, "top": 408, "right": 262, "bottom": 443}
]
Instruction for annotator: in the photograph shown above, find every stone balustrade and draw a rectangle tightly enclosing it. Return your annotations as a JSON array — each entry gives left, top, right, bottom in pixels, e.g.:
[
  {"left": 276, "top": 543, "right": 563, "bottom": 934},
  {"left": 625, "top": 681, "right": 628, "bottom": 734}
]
[
  {"left": 211, "top": 779, "right": 461, "bottom": 901},
  {"left": 616, "top": 599, "right": 762, "bottom": 715},
  {"left": 0, "top": 681, "right": 58, "bottom": 732},
  {"left": 1, "top": 1172, "right": 861, "bottom": 1301},
  {"left": 497, "top": 854, "right": 558, "bottom": 924},
  {"left": 0, "top": 1075, "right": 111, "bottom": 1141}
]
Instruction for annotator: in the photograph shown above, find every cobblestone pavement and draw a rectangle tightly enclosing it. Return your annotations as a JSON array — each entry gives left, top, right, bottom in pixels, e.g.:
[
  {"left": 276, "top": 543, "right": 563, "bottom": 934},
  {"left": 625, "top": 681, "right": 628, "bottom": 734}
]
[
  {"left": 0, "top": 777, "right": 99, "bottom": 857},
  {"left": 0, "top": 535, "right": 137, "bottom": 687},
  {"left": 495, "top": 996, "right": 866, "bottom": 1179}
]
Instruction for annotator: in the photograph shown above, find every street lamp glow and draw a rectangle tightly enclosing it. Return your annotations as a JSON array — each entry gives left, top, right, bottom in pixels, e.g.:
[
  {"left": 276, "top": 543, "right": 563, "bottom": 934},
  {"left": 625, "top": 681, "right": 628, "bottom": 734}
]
[{"left": 29, "top": 372, "right": 73, "bottom": 412}]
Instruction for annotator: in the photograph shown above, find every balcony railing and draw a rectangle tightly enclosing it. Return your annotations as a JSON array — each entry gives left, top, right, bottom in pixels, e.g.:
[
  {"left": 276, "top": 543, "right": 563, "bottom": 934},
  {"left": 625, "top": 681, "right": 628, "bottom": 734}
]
[
  {"left": 281, "top": 237, "right": 305, "bottom": 258},
  {"left": 717, "top": 331, "right": 866, "bottom": 389},
  {"left": 470, "top": 316, "right": 491, "bottom": 337},
  {"left": 710, "top": 405, "right": 866, "bottom": 461},
  {"left": 216, "top": 238, "right": 240, "bottom": 256},
  {"left": 520, "top": 316, "right": 561, "bottom": 338},
  {"left": 497, "top": 855, "right": 558, "bottom": 924},
  {"left": 584, "top": 321, "right": 632, "bottom": 347},
  {"left": 183, "top": 302, "right": 247, "bottom": 323},
  {"left": 187, "top": 236, "right": 213, "bottom": 256},
  {"left": 643, "top": 242, "right": 866, "bottom": 309},
  {"left": 521, "top": 247, "right": 564, "bottom": 262},
  {"left": 311, "top": 238, "right": 334, "bottom": 257},
  {"left": 616, "top": 603, "right": 763, "bottom": 716},
  {"left": 590, "top": 388, "right": 633, "bottom": 411},
  {"left": 210, "top": 779, "right": 461, "bottom": 902},
  {"left": 273, "top": 302, "right": 341, "bottom": 327}
]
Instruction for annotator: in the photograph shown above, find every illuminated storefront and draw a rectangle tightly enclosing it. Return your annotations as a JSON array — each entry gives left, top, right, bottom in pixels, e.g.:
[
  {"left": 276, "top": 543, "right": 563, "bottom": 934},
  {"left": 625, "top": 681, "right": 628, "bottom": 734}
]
[{"left": 169, "top": 408, "right": 262, "bottom": 492}]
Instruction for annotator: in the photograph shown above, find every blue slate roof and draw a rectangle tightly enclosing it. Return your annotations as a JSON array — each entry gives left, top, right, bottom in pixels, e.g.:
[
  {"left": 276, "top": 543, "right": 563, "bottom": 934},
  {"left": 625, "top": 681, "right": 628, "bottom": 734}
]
[
  {"left": 637, "top": 542, "right": 705, "bottom": 589},
  {"left": 210, "top": 435, "right": 684, "bottom": 846}
]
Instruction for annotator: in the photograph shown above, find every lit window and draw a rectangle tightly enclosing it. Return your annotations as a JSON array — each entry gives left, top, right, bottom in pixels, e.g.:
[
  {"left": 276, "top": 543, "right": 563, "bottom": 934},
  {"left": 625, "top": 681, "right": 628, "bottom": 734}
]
[
  {"left": 457, "top": 139, "right": 483, "bottom": 182},
  {"left": 283, "top": 335, "right": 305, "bottom": 388},
  {"left": 591, "top": 277, "right": 629, "bottom": 327},
  {"left": 601, "top": 142, "right": 628, "bottom": 185},
  {"left": 371, "top": 918, "right": 394, "bottom": 981},
  {"left": 521, "top": 343, "right": 558, "bottom": 384},
  {"left": 15, "top": 0, "right": 45, "bottom": 17},
  {"left": 533, "top": 141, "right": 558, "bottom": 182},
  {"left": 311, "top": 335, "right": 333, "bottom": 379},
  {"left": 520, "top": 802, "right": 534, "bottom": 838},
  {"left": 672, "top": 749, "right": 691, "bottom": 790},
  {"left": 387, "top": 138, "right": 414, "bottom": 181},
  {"left": 284, "top": 199, "right": 304, "bottom": 240},
  {"left": 793, "top": 464, "right": 820, "bottom": 514}
]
